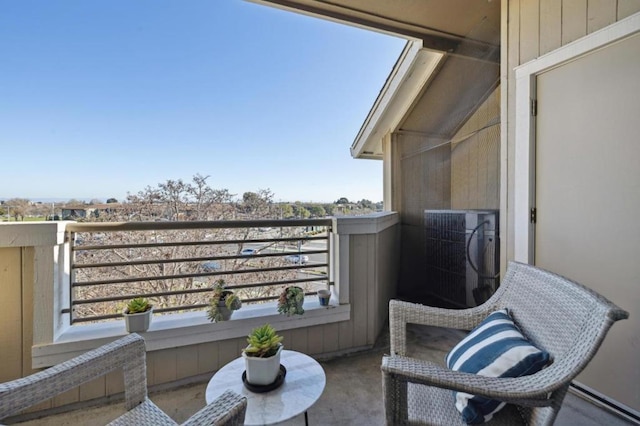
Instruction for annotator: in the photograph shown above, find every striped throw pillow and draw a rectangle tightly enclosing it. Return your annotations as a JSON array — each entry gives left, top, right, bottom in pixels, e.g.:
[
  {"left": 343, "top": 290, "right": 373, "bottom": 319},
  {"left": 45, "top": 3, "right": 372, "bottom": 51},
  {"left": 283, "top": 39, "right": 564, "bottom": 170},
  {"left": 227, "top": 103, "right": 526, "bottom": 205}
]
[{"left": 445, "top": 309, "right": 551, "bottom": 424}]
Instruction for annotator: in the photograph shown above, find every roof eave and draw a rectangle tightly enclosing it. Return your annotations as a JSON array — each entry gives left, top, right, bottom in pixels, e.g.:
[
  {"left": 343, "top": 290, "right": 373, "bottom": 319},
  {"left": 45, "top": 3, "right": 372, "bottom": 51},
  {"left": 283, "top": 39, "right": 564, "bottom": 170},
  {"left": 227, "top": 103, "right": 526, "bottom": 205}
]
[{"left": 351, "top": 40, "right": 444, "bottom": 160}]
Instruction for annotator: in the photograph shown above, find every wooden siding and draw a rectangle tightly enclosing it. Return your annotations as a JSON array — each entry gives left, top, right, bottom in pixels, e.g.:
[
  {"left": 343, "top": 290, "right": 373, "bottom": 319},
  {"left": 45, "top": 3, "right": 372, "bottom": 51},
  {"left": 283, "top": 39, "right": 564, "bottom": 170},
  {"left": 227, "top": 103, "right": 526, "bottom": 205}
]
[
  {"left": 503, "top": 0, "right": 640, "bottom": 269},
  {"left": 0, "top": 247, "right": 24, "bottom": 384},
  {"left": 451, "top": 87, "right": 501, "bottom": 210},
  {"left": 393, "top": 132, "right": 451, "bottom": 297},
  {"left": 392, "top": 86, "right": 500, "bottom": 298}
]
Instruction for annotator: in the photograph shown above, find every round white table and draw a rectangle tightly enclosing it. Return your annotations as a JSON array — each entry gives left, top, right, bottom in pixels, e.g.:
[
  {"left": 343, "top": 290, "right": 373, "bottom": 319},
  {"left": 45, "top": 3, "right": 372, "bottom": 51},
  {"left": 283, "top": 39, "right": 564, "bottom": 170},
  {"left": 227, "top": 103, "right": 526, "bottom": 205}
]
[{"left": 205, "top": 350, "right": 326, "bottom": 425}]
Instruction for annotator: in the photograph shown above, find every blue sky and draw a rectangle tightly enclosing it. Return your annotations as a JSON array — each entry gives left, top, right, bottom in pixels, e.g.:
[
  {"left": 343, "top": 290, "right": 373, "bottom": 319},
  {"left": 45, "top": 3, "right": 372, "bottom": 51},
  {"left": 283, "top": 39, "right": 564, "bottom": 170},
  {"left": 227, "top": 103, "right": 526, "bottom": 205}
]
[{"left": 0, "top": 1, "right": 405, "bottom": 203}]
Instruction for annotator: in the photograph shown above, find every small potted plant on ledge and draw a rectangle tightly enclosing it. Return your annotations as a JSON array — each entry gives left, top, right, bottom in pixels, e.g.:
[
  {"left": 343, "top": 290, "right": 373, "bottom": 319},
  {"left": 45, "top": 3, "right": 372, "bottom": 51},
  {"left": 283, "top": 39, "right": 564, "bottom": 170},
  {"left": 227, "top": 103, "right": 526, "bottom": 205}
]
[
  {"left": 123, "top": 297, "right": 153, "bottom": 333},
  {"left": 207, "top": 279, "right": 242, "bottom": 322},
  {"left": 277, "top": 286, "right": 305, "bottom": 316},
  {"left": 242, "top": 323, "right": 283, "bottom": 386}
]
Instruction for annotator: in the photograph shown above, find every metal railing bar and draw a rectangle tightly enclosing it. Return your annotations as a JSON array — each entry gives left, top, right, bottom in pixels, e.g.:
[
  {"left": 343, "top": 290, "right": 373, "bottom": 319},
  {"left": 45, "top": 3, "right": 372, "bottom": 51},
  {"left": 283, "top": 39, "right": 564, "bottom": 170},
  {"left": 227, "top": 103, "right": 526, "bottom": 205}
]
[
  {"left": 241, "top": 290, "right": 318, "bottom": 304},
  {"left": 71, "top": 249, "right": 329, "bottom": 269},
  {"left": 71, "top": 263, "right": 329, "bottom": 286},
  {"left": 71, "top": 235, "right": 329, "bottom": 251},
  {"left": 70, "top": 303, "right": 212, "bottom": 323},
  {"left": 66, "top": 218, "right": 332, "bottom": 233},
  {"left": 221, "top": 277, "right": 327, "bottom": 291},
  {"left": 71, "top": 288, "right": 214, "bottom": 305},
  {"left": 70, "top": 276, "right": 327, "bottom": 305}
]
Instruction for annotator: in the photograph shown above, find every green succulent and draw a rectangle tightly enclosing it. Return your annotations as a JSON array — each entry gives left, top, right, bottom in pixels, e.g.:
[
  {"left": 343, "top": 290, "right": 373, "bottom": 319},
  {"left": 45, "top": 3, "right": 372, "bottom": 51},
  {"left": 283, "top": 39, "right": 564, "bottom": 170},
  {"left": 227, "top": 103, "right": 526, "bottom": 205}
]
[
  {"left": 224, "top": 293, "right": 242, "bottom": 310},
  {"left": 243, "top": 324, "right": 283, "bottom": 358},
  {"left": 207, "top": 280, "right": 242, "bottom": 322},
  {"left": 277, "top": 286, "right": 305, "bottom": 316},
  {"left": 125, "top": 298, "right": 152, "bottom": 314}
]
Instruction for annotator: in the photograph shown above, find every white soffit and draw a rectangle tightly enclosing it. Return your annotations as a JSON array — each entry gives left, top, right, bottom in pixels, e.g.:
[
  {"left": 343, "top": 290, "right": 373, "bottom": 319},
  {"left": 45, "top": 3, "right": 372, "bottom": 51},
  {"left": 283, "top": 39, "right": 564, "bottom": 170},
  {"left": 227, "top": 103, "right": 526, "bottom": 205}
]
[{"left": 350, "top": 40, "right": 443, "bottom": 159}]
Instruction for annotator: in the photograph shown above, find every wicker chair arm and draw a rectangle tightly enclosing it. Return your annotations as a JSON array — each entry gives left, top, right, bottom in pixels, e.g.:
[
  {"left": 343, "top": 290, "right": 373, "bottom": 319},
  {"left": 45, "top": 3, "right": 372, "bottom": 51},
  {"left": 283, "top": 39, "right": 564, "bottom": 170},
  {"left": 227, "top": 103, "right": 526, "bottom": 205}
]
[
  {"left": 389, "top": 300, "right": 494, "bottom": 356},
  {"left": 0, "top": 334, "right": 147, "bottom": 421},
  {"left": 382, "top": 355, "right": 557, "bottom": 407},
  {"left": 181, "top": 390, "right": 247, "bottom": 426}
]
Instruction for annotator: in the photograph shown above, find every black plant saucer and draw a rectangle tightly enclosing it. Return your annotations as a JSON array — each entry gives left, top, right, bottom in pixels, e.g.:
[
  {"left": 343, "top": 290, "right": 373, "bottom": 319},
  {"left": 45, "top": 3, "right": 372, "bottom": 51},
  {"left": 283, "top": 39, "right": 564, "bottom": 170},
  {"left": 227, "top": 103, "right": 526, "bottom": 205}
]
[{"left": 242, "top": 365, "right": 287, "bottom": 393}]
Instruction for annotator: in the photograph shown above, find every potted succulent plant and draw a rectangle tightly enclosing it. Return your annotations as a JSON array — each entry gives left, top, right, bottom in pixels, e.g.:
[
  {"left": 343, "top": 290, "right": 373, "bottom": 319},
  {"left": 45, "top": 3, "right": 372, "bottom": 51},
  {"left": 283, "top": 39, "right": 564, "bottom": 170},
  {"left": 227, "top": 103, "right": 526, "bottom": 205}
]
[
  {"left": 207, "top": 279, "right": 242, "bottom": 322},
  {"left": 123, "top": 297, "right": 153, "bottom": 333},
  {"left": 277, "top": 286, "right": 305, "bottom": 316},
  {"left": 242, "top": 324, "right": 283, "bottom": 385}
]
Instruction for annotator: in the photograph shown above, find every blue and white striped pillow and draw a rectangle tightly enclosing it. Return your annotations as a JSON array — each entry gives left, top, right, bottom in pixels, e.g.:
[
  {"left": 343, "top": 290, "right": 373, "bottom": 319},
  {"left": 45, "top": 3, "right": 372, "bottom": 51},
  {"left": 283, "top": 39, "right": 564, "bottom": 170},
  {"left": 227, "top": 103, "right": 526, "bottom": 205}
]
[{"left": 445, "top": 309, "right": 551, "bottom": 424}]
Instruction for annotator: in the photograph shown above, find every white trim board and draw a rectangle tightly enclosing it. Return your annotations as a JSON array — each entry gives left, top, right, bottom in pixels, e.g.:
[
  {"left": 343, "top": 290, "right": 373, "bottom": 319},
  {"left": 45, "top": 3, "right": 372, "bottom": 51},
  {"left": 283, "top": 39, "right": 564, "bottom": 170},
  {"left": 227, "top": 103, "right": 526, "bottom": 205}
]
[{"left": 513, "top": 12, "right": 640, "bottom": 263}]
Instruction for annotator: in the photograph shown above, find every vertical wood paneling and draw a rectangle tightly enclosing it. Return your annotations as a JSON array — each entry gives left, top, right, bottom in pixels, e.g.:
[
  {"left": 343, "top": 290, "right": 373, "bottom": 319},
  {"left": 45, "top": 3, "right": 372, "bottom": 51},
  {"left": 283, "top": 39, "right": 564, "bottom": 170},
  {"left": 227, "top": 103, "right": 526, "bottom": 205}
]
[
  {"left": 588, "top": 0, "right": 617, "bottom": 33},
  {"left": 540, "top": 0, "right": 562, "bottom": 54},
  {"left": 150, "top": 349, "right": 177, "bottom": 385},
  {"left": 21, "top": 248, "right": 35, "bottom": 376},
  {"left": 618, "top": 0, "right": 640, "bottom": 19},
  {"left": 0, "top": 248, "right": 23, "bottom": 383},
  {"left": 289, "top": 327, "right": 309, "bottom": 353},
  {"left": 218, "top": 338, "right": 241, "bottom": 367},
  {"left": 322, "top": 323, "right": 340, "bottom": 352},
  {"left": 175, "top": 346, "right": 199, "bottom": 379},
  {"left": 563, "top": 0, "right": 588, "bottom": 44},
  {"left": 338, "top": 311, "right": 354, "bottom": 350},
  {"left": 350, "top": 235, "right": 368, "bottom": 348},
  {"left": 79, "top": 377, "right": 106, "bottom": 402},
  {"left": 366, "top": 234, "right": 376, "bottom": 345},
  {"left": 451, "top": 88, "right": 500, "bottom": 210},
  {"left": 278, "top": 329, "right": 292, "bottom": 352},
  {"left": 52, "top": 388, "right": 80, "bottom": 407},
  {"left": 306, "top": 325, "right": 324, "bottom": 355},
  {"left": 507, "top": 0, "right": 521, "bottom": 265},
  {"left": 520, "top": 0, "right": 540, "bottom": 62},
  {"left": 105, "top": 370, "right": 125, "bottom": 395},
  {"left": 197, "top": 342, "right": 219, "bottom": 375}
]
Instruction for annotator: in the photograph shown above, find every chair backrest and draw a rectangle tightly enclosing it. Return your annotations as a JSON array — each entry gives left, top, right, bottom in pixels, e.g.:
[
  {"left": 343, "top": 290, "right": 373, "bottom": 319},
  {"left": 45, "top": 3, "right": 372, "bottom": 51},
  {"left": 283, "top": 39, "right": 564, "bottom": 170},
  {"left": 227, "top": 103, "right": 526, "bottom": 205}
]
[{"left": 491, "top": 262, "right": 628, "bottom": 383}]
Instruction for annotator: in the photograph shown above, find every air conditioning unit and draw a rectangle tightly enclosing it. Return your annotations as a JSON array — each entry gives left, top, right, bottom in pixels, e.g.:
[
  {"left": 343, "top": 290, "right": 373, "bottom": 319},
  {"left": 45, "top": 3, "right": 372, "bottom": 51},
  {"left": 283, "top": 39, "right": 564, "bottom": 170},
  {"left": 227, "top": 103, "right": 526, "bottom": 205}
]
[{"left": 424, "top": 210, "right": 499, "bottom": 307}]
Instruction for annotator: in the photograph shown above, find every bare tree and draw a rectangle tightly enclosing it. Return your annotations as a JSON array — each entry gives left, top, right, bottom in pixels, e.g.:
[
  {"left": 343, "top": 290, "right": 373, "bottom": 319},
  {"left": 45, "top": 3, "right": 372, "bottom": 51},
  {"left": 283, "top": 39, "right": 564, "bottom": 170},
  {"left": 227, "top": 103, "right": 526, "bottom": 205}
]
[
  {"left": 71, "top": 177, "right": 315, "bottom": 322},
  {"left": 5, "top": 198, "right": 30, "bottom": 221}
]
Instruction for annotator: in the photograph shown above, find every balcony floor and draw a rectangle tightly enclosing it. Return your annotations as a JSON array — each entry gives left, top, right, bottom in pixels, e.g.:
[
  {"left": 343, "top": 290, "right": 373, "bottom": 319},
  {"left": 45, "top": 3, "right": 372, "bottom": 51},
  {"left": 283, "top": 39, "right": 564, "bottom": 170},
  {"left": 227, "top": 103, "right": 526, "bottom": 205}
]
[{"left": 16, "top": 324, "right": 634, "bottom": 425}]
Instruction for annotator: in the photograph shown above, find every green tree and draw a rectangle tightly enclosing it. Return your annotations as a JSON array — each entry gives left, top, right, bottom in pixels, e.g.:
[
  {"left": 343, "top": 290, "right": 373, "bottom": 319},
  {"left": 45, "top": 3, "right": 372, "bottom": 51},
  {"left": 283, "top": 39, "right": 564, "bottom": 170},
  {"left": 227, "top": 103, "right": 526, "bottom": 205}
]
[
  {"left": 322, "top": 203, "right": 335, "bottom": 215},
  {"left": 335, "top": 197, "right": 349, "bottom": 204},
  {"left": 358, "top": 199, "right": 374, "bottom": 210},
  {"left": 309, "top": 205, "right": 326, "bottom": 217},
  {"left": 241, "top": 189, "right": 274, "bottom": 218},
  {"left": 279, "top": 203, "right": 294, "bottom": 218},
  {"left": 292, "top": 205, "right": 310, "bottom": 219}
]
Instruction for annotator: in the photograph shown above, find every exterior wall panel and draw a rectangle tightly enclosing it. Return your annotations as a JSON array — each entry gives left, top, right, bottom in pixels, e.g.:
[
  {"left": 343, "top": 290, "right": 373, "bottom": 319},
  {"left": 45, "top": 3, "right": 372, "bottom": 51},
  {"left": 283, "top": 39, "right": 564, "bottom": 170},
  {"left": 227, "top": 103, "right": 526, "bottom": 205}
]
[
  {"left": 451, "top": 88, "right": 500, "bottom": 210},
  {"left": 0, "top": 248, "right": 24, "bottom": 383},
  {"left": 504, "top": 0, "right": 639, "bottom": 266}
]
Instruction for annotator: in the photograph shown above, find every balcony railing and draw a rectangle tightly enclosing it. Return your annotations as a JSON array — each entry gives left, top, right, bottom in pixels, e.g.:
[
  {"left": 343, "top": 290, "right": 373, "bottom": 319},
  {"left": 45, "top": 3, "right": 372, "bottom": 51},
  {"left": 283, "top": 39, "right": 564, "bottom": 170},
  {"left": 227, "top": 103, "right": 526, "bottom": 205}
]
[{"left": 65, "top": 219, "right": 332, "bottom": 324}]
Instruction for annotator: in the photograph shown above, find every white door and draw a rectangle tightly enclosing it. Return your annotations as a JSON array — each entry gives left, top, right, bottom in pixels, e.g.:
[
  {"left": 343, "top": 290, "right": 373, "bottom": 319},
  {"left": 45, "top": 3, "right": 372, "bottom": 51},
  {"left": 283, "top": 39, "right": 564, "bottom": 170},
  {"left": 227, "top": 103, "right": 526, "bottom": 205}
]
[{"left": 535, "top": 33, "right": 640, "bottom": 412}]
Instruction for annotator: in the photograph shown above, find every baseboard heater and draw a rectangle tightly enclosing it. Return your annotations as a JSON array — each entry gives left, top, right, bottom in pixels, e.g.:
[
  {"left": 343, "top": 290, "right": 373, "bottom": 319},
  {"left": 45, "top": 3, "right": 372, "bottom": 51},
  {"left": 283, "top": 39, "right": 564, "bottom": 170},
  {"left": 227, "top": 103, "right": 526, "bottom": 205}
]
[{"left": 424, "top": 209, "right": 500, "bottom": 308}]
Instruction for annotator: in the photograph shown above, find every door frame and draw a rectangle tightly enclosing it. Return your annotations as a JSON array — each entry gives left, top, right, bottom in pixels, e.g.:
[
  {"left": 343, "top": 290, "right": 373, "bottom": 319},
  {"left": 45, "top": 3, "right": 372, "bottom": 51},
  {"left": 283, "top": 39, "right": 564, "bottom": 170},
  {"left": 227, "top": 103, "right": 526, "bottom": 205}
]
[{"left": 513, "top": 12, "right": 640, "bottom": 263}]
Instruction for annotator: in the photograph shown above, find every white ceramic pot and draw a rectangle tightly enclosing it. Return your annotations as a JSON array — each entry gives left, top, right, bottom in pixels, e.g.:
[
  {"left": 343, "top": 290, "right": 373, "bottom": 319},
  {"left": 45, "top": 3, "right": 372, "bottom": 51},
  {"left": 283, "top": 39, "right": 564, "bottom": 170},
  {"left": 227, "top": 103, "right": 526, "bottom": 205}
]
[
  {"left": 123, "top": 307, "right": 153, "bottom": 333},
  {"left": 242, "top": 344, "right": 283, "bottom": 385}
]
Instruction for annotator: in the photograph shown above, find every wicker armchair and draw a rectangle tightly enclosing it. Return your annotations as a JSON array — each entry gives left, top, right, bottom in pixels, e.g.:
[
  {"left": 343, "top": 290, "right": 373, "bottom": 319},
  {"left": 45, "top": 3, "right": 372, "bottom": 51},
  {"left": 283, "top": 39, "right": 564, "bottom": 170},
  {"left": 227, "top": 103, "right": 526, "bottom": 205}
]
[
  {"left": 382, "top": 261, "right": 629, "bottom": 425},
  {"left": 0, "top": 334, "right": 246, "bottom": 425}
]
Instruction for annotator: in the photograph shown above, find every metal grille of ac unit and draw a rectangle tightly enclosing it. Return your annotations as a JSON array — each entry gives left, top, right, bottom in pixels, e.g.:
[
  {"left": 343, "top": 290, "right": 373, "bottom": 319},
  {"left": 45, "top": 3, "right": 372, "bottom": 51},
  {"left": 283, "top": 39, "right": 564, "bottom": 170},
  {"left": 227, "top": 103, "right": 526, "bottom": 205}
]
[{"left": 425, "top": 210, "right": 499, "bottom": 307}]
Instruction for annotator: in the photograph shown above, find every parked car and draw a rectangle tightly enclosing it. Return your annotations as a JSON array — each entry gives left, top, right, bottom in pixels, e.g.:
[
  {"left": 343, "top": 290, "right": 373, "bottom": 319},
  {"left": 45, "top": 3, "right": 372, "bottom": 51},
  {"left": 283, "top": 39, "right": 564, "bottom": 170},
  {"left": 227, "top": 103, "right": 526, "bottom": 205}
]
[
  {"left": 240, "top": 248, "right": 258, "bottom": 256},
  {"left": 201, "top": 261, "right": 221, "bottom": 272},
  {"left": 285, "top": 254, "right": 309, "bottom": 264}
]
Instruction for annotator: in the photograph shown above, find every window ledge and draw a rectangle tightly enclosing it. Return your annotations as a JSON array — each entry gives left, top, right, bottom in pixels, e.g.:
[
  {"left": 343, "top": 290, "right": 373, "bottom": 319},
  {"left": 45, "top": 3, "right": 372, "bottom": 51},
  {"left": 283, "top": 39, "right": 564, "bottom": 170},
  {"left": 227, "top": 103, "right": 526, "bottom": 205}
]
[{"left": 32, "top": 301, "right": 350, "bottom": 368}]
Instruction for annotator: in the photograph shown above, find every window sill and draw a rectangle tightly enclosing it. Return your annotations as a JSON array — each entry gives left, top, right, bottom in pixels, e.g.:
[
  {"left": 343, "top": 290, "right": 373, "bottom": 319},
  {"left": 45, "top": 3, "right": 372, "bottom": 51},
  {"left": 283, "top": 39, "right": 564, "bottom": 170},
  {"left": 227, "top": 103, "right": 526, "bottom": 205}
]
[{"left": 32, "top": 301, "right": 350, "bottom": 368}]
